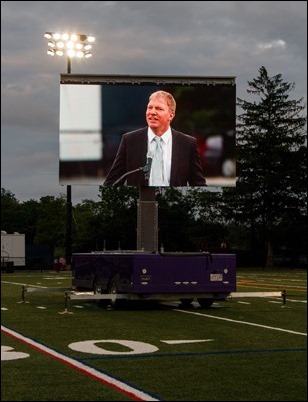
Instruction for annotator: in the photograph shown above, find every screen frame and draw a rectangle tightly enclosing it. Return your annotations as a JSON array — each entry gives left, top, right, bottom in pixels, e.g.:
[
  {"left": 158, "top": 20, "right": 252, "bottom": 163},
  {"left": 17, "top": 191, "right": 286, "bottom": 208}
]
[{"left": 59, "top": 73, "right": 236, "bottom": 187}]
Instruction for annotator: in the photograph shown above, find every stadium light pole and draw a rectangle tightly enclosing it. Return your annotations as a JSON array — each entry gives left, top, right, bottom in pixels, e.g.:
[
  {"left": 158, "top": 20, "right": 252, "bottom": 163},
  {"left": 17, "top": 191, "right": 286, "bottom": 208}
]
[{"left": 44, "top": 31, "right": 95, "bottom": 268}]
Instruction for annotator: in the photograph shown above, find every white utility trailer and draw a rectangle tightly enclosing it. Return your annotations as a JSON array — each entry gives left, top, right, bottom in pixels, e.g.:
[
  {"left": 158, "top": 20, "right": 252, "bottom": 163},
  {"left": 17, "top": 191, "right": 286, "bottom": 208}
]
[{"left": 1, "top": 231, "right": 25, "bottom": 271}]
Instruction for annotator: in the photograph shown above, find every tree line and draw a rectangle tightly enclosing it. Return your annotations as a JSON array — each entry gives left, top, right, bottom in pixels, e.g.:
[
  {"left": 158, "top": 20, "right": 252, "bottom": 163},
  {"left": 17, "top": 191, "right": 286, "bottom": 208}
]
[{"left": 1, "top": 67, "right": 307, "bottom": 268}]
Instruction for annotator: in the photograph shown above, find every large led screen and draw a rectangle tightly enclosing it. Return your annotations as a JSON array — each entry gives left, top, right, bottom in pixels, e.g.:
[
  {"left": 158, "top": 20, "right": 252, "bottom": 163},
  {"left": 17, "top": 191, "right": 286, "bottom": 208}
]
[{"left": 59, "top": 74, "right": 236, "bottom": 187}]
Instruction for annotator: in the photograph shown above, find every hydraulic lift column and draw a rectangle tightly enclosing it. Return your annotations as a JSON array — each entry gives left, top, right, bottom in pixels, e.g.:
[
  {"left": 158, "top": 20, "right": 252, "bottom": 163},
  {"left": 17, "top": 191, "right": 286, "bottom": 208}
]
[{"left": 137, "top": 188, "right": 158, "bottom": 252}]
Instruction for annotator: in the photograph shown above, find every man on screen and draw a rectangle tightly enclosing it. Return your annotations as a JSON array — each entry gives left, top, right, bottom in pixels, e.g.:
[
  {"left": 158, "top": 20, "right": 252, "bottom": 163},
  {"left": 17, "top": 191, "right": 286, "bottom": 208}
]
[{"left": 104, "top": 90, "right": 206, "bottom": 187}]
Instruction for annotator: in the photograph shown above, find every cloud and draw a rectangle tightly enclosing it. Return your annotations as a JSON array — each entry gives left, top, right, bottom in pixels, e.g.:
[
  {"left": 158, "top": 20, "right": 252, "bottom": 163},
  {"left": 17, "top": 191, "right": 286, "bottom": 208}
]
[{"left": 257, "top": 39, "right": 287, "bottom": 50}]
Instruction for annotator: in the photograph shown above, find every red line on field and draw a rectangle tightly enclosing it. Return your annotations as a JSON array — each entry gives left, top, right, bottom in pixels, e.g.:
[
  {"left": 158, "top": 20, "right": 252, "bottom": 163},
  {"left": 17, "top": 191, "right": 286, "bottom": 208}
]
[{"left": 1, "top": 325, "right": 161, "bottom": 401}]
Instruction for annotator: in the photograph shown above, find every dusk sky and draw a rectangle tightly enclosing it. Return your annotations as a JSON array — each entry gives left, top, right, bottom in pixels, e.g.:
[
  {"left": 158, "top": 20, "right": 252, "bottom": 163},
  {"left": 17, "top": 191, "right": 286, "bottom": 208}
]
[{"left": 1, "top": 1, "right": 307, "bottom": 204}]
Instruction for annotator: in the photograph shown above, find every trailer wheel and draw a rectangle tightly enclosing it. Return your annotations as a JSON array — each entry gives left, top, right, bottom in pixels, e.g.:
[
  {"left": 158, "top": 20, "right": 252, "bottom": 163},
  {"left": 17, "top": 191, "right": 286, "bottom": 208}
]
[
  {"left": 197, "top": 298, "right": 214, "bottom": 308},
  {"left": 179, "top": 298, "right": 194, "bottom": 308},
  {"left": 93, "top": 279, "right": 106, "bottom": 307},
  {"left": 107, "top": 280, "right": 120, "bottom": 309},
  {"left": 94, "top": 279, "right": 102, "bottom": 294}
]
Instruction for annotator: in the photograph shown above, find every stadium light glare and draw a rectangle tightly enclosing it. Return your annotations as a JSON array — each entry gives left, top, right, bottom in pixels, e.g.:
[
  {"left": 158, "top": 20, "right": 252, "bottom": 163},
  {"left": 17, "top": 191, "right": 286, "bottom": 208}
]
[{"left": 44, "top": 31, "right": 95, "bottom": 72}]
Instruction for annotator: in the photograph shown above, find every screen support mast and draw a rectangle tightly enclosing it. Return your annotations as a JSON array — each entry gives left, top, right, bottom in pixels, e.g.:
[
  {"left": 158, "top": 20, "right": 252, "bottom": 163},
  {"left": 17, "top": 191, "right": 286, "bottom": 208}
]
[{"left": 137, "top": 187, "right": 158, "bottom": 252}]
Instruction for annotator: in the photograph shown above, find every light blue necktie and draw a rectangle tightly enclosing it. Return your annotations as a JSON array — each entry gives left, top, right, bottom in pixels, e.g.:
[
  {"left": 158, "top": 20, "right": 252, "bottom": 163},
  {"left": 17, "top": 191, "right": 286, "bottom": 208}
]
[{"left": 151, "top": 136, "right": 164, "bottom": 185}]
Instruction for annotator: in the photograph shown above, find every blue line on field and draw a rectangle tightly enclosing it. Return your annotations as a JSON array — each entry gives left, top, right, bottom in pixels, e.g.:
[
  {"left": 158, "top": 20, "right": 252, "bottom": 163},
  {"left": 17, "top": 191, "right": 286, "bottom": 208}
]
[{"left": 78, "top": 347, "right": 307, "bottom": 361}]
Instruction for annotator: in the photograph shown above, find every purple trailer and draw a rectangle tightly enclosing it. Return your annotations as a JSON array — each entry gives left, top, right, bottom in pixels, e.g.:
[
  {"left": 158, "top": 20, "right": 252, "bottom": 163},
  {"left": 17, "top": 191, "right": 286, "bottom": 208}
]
[{"left": 71, "top": 251, "right": 236, "bottom": 308}]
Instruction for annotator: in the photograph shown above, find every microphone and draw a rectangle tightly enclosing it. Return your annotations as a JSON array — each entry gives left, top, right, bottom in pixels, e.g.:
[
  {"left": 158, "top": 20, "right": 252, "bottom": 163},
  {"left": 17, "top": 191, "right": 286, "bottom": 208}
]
[
  {"left": 112, "top": 151, "right": 154, "bottom": 185},
  {"left": 143, "top": 151, "right": 154, "bottom": 173}
]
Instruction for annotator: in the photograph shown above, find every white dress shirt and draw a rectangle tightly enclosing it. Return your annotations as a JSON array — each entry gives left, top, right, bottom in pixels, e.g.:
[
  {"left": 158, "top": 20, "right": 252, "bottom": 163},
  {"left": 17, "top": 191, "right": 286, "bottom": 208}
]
[{"left": 147, "top": 127, "right": 172, "bottom": 186}]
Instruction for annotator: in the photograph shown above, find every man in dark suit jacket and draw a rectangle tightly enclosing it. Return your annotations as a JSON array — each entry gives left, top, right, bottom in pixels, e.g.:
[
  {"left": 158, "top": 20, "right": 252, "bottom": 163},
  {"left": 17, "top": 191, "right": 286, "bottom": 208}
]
[{"left": 104, "top": 91, "right": 206, "bottom": 187}]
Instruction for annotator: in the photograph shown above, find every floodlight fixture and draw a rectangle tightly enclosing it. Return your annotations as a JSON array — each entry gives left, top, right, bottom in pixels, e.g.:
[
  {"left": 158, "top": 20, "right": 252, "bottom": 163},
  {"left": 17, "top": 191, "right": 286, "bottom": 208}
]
[{"left": 44, "top": 31, "right": 95, "bottom": 72}]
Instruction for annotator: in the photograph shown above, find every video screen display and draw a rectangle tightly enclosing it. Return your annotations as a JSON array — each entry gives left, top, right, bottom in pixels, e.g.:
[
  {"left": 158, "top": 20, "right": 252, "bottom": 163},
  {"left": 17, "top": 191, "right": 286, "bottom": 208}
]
[{"left": 59, "top": 74, "right": 236, "bottom": 187}]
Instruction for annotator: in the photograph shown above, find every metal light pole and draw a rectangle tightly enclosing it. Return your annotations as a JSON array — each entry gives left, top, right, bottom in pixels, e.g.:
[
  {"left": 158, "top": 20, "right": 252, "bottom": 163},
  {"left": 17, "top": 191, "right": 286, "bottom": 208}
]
[
  {"left": 65, "top": 56, "right": 72, "bottom": 268},
  {"left": 44, "top": 31, "right": 95, "bottom": 267}
]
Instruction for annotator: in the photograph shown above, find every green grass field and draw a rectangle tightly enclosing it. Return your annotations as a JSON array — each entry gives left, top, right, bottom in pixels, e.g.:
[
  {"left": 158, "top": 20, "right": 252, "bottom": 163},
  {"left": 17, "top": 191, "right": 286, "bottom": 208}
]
[{"left": 1, "top": 268, "right": 307, "bottom": 401}]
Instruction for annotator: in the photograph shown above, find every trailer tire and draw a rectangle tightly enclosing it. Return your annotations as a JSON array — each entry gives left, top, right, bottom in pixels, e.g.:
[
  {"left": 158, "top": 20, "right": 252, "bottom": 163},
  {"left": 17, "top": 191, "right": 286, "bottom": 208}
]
[
  {"left": 197, "top": 298, "right": 214, "bottom": 308},
  {"left": 94, "top": 279, "right": 107, "bottom": 308},
  {"left": 107, "top": 280, "right": 120, "bottom": 309}
]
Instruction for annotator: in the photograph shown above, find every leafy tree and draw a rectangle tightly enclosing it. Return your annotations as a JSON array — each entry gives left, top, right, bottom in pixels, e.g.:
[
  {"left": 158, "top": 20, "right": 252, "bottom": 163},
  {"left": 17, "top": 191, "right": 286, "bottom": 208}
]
[
  {"left": 96, "top": 186, "right": 138, "bottom": 250},
  {"left": 223, "top": 66, "right": 307, "bottom": 267},
  {"left": 157, "top": 188, "right": 195, "bottom": 251},
  {"left": 73, "top": 199, "right": 106, "bottom": 252},
  {"left": 1, "top": 188, "right": 22, "bottom": 233},
  {"left": 18, "top": 199, "right": 40, "bottom": 244},
  {"left": 34, "top": 195, "right": 66, "bottom": 256},
  {"left": 187, "top": 188, "right": 234, "bottom": 251}
]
